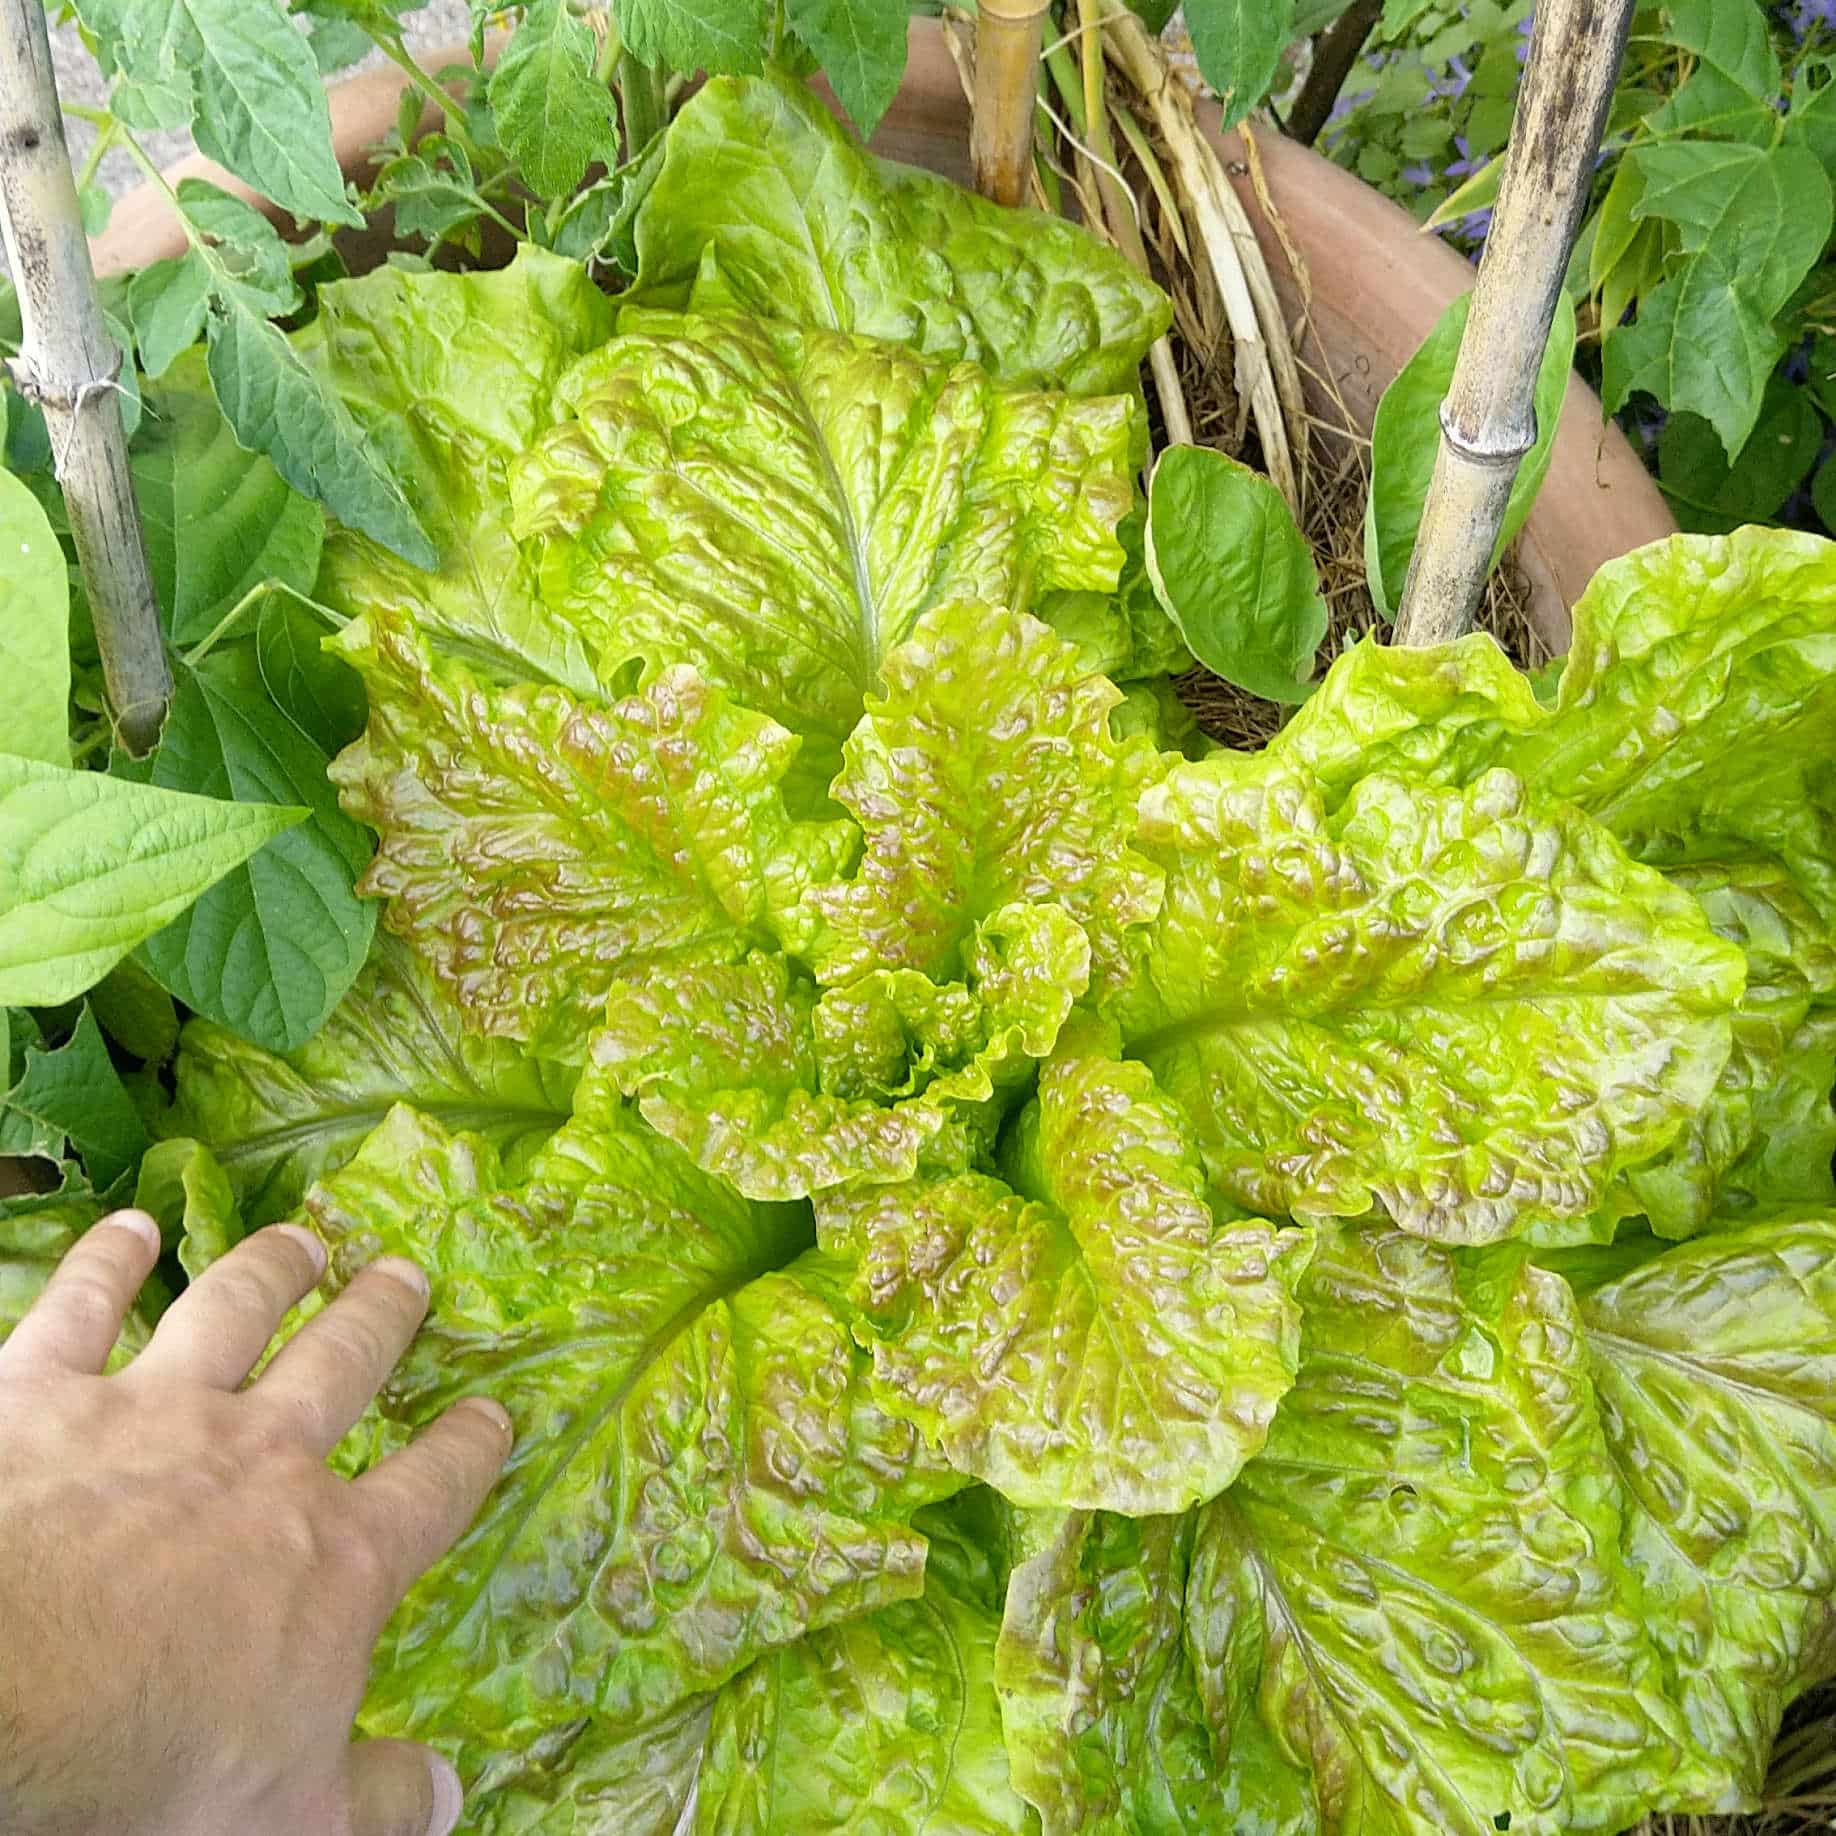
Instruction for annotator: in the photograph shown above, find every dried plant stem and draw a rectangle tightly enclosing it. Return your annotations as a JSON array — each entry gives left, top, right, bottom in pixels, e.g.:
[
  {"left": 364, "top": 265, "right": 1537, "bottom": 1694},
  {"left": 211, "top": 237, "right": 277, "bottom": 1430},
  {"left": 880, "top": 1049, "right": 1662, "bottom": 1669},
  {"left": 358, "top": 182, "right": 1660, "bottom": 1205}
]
[
  {"left": 1093, "top": 0, "right": 1304, "bottom": 514},
  {"left": 1393, "top": 0, "right": 1635, "bottom": 648},
  {"left": 1285, "top": 0, "right": 1383, "bottom": 146},
  {"left": 0, "top": 0, "right": 170, "bottom": 753},
  {"left": 972, "top": 0, "right": 1049, "bottom": 205}
]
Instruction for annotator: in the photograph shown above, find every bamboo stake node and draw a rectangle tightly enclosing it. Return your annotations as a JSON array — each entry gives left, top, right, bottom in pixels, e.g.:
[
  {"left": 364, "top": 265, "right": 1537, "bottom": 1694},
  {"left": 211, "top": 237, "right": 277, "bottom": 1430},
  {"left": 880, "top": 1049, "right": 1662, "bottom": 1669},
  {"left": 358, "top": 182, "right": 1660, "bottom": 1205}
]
[
  {"left": 972, "top": 0, "right": 1050, "bottom": 206},
  {"left": 1392, "top": 0, "right": 1635, "bottom": 649},
  {"left": 0, "top": 0, "right": 171, "bottom": 754}
]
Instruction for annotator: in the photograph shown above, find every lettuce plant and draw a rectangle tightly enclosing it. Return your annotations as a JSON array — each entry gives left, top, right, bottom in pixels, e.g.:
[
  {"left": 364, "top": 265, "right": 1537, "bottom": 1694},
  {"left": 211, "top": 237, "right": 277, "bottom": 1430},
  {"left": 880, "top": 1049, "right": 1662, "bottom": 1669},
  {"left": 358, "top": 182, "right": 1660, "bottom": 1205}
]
[{"left": 4, "top": 65, "right": 1836, "bottom": 1836}]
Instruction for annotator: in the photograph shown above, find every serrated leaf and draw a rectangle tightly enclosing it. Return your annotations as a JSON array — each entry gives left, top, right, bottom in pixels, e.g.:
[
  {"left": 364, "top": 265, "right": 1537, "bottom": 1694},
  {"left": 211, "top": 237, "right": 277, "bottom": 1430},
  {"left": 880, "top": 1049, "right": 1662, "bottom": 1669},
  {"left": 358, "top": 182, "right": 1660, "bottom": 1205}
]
[
  {"left": 115, "top": 646, "right": 375, "bottom": 1053},
  {"left": 166, "top": 934, "right": 576, "bottom": 1227},
  {"left": 0, "top": 467, "right": 70, "bottom": 767},
  {"left": 0, "top": 1006, "right": 146, "bottom": 1186},
  {"left": 619, "top": 0, "right": 767, "bottom": 77},
  {"left": 1182, "top": 0, "right": 1296, "bottom": 127},
  {"left": 128, "top": 251, "right": 213, "bottom": 378},
  {"left": 0, "top": 752, "right": 302, "bottom": 1008},
  {"left": 787, "top": 0, "right": 910, "bottom": 133},
  {"left": 487, "top": 0, "right": 622, "bottom": 198}
]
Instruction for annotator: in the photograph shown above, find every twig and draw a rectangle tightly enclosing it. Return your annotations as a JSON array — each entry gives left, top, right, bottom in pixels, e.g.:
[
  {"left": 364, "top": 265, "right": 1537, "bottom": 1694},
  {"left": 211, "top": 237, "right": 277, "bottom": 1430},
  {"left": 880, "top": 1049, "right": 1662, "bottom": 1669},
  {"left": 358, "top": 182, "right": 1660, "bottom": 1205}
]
[
  {"left": 1285, "top": 0, "right": 1383, "bottom": 147},
  {"left": 0, "top": 0, "right": 170, "bottom": 755},
  {"left": 972, "top": 0, "right": 1049, "bottom": 205},
  {"left": 1394, "top": 0, "right": 1635, "bottom": 647}
]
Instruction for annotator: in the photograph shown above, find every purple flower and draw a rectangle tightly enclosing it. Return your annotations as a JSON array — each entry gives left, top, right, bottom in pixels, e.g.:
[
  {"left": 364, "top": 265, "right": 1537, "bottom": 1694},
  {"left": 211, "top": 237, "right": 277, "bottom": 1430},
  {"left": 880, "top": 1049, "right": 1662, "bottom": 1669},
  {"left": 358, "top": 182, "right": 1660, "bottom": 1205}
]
[
  {"left": 1401, "top": 160, "right": 1436, "bottom": 187},
  {"left": 1446, "top": 134, "right": 1483, "bottom": 180},
  {"left": 1430, "top": 54, "right": 1473, "bottom": 102},
  {"left": 1780, "top": 0, "right": 1836, "bottom": 42}
]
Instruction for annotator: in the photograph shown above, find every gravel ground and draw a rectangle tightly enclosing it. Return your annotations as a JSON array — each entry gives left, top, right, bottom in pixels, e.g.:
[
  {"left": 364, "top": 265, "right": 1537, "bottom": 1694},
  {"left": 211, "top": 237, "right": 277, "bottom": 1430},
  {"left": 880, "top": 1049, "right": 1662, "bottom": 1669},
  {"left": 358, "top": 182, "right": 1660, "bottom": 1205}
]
[{"left": 50, "top": 2, "right": 475, "bottom": 203}]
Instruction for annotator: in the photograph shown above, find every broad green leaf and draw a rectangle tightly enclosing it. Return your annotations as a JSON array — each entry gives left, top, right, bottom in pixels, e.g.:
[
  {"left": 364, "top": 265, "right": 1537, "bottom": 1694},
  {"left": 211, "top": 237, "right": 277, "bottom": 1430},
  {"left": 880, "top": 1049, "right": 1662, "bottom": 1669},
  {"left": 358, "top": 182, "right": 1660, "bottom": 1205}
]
[
  {"left": 1182, "top": 0, "right": 1296, "bottom": 126},
  {"left": 0, "top": 468, "right": 69, "bottom": 767},
  {"left": 166, "top": 935, "right": 576, "bottom": 1228},
  {"left": 817, "top": 1021, "right": 1309, "bottom": 1513},
  {"left": 512, "top": 310, "right": 1137, "bottom": 803},
  {"left": 312, "top": 249, "right": 616, "bottom": 694},
  {"left": 1187, "top": 1224, "right": 1689, "bottom": 1835},
  {"left": 596, "top": 904, "right": 1089, "bottom": 1200},
  {"left": 1785, "top": 57, "right": 1836, "bottom": 170},
  {"left": 487, "top": 0, "right": 622, "bottom": 199},
  {"left": 71, "top": 0, "right": 192, "bottom": 133},
  {"left": 133, "top": 354, "right": 325, "bottom": 646},
  {"left": 786, "top": 0, "right": 911, "bottom": 134},
  {"left": 0, "top": 1205, "right": 152, "bottom": 1370},
  {"left": 254, "top": 593, "right": 365, "bottom": 757},
  {"left": 177, "top": 179, "right": 300, "bottom": 317},
  {"left": 1658, "top": 389, "right": 1821, "bottom": 535},
  {"left": 133, "top": 1135, "right": 242, "bottom": 1278},
  {"left": 1145, "top": 445, "right": 1327, "bottom": 703},
  {"left": 128, "top": 250, "right": 212, "bottom": 378},
  {"left": 695, "top": 1514, "right": 1031, "bottom": 1833},
  {"left": 1659, "top": 0, "right": 1780, "bottom": 101},
  {"left": 0, "top": 1006, "right": 147, "bottom": 1187},
  {"left": 1641, "top": 65, "right": 1780, "bottom": 147},
  {"left": 996, "top": 1509, "right": 1250, "bottom": 1834},
  {"left": 784, "top": 603, "right": 1162, "bottom": 999},
  {"left": 628, "top": 72, "right": 1171, "bottom": 396},
  {"left": 1365, "top": 289, "right": 1576, "bottom": 618},
  {"left": 309, "top": 1096, "right": 961, "bottom": 1772},
  {"left": 1114, "top": 747, "right": 1744, "bottom": 1241},
  {"left": 332, "top": 609, "right": 854, "bottom": 1054},
  {"left": 0, "top": 753, "right": 301, "bottom": 1008},
  {"left": 1581, "top": 1217, "right": 1836, "bottom": 1806},
  {"left": 115, "top": 646, "right": 375, "bottom": 1053},
  {"left": 618, "top": 0, "right": 767, "bottom": 77}
]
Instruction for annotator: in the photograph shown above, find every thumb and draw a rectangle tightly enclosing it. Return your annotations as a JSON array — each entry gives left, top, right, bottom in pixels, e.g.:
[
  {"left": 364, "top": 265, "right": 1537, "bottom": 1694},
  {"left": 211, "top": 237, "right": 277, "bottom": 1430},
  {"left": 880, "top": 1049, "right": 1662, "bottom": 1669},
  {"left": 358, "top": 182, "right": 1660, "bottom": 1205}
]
[{"left": 345, "top": 1738, "right": 464, "bottom": 1836}]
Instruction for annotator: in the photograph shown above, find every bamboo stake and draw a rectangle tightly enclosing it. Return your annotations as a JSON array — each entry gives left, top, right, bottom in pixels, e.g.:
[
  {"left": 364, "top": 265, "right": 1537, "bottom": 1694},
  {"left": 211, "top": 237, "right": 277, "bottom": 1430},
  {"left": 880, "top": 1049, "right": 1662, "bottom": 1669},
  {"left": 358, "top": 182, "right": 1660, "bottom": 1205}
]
[
  {"left": 0, "top": 0, "right": 170, "bottom": 754},
  {"left": 1393, "top": 0, "right": 1635, "bottom": 648},
  {"left": 972, "top": 0, "right": 1049, "bottom": 205}
]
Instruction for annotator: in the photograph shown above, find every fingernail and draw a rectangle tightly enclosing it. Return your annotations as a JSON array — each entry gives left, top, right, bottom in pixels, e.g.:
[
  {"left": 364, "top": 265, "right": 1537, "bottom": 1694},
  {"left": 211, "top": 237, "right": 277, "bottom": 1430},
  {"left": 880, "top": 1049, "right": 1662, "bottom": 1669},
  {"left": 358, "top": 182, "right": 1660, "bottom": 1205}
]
[
  {"left": 426, "top": 1752, "right": 463, "bottom": 1836},
  {"left": 372, "top": 1256, "right": 430, "bottom": 1301},
  {"left": 456, "top": 1395, "right": 513, "bottom": 1439},
  {"left": 272, "top": 1223, "right": 327, "bottom": 1277},
  {"left": 102, "top": 1209, "right": 161, "bottom": 1254}
]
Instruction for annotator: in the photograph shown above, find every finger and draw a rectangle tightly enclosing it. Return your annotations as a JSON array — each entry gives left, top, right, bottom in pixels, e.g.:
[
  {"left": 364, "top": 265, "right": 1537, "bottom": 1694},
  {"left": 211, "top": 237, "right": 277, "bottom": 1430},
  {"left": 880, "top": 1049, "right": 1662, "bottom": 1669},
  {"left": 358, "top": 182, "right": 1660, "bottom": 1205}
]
[
  {"left": 354, "top": 1397, "right": 513, "bottom": 1600},
  {"left": 250, "top": 1258, "right": 430, "bottom": 1456},
  {"left": 132, "top": 1224, "right": 325, "bottom": 1390},
  {"left": 345, "top": 1739, "right": 463, "bottom": 1836},
  {"left": 0, "top": 1210, "right": 162, "bottom": 1375}
]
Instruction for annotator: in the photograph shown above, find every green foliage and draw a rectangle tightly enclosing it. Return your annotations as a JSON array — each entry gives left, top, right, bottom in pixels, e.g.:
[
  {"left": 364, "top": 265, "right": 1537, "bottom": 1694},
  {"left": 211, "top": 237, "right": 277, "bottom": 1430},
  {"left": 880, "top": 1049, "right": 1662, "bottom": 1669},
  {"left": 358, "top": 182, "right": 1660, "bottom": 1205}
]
[
  {"left": 1182, "top": 0, "right": 1298, "bottom": 126},
  {"left": 0, "top": 470, "right": 70, "bottom": 767},
  {"left": 487, "top": 0, "right": 621, "bottom": 198}
]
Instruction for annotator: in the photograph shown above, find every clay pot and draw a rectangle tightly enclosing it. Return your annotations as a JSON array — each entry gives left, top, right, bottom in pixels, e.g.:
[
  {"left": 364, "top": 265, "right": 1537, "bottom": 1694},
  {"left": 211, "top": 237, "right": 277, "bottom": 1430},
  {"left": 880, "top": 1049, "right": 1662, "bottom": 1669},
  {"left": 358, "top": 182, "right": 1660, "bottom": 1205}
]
[{"left": 89, "top": 18, "right": 1674, "bottom": 651}]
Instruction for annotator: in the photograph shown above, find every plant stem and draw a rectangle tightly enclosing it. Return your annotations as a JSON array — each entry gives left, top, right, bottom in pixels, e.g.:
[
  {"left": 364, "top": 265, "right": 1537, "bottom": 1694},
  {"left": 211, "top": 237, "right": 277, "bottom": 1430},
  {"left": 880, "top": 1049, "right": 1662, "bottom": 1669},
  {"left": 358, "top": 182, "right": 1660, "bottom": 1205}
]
[
  {"left": 0, "top": 0, "right": 171, "bottom": 755},
  {"left": 972, "top": 0, "right": 1049, "bottom": 205},
  {"left": 1393, "top": 0, "right": 1636, "bottom": 648},
  {"left": 1285, "top": 0, "right": 1382, "bottom": 147},
  {"left": 374, "top": 32, "right": 480, "bottom": 155}
]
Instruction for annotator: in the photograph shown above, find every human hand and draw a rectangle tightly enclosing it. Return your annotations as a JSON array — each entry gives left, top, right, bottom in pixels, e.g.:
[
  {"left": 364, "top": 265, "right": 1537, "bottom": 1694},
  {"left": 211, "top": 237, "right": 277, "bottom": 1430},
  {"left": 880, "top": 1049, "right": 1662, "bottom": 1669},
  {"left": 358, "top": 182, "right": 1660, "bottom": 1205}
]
[{"left": 0, "top": 1209, "right": 512, "bottom": 1836}]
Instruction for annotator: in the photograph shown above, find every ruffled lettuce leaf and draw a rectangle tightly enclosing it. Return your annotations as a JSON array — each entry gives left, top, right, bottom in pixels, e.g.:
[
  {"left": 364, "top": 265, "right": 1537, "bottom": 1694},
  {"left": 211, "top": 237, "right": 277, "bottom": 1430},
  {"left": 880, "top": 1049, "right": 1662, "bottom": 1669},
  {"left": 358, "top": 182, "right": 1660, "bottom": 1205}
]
[
  {"left": 311, "top": 247, "right": 615, "bottom": 694},
  {"left": 1580, "top": 1216, "right": 1836, "bottom": 1808},
  {"left": 1114, "top": 751, "right": 1743, "bottom": 1241},
  {"left": 1184, "top": 1224, "right": 1689, "bottom": 1836},
  {"left": 594, "top": 902, "right": 1090, "bottom": 1200},
  {"left": 165, "top": 935, "right": 577, "bottom": 1228},
  {"left": 309, "top": 1088, "right": 962, "bottom": 1780},
  {"left": 510, "top": 309, "right": 1138, "bottom": 805},
  {"left": 627, "top": 70, "right": 1171, "bottom": 396},
  {"left": 817, "top": 1020, "right": 1309, "bottom": 1514},
  {"left": 331, "top": 611, "right": 854, "bottom": 1055},
  {"left": 785, "top": 602, "right": 1163, "bottom": 1000}
]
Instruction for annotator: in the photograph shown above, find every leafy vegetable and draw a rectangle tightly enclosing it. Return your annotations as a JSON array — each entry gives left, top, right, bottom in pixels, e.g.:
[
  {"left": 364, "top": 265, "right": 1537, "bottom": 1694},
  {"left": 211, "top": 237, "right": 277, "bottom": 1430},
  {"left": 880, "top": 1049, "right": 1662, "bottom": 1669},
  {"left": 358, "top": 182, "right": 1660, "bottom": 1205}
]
[
  {"left": 0, "top": 469, "right": 70, "bottom": 768},
  {"left": 0, "top": 1006, "right": 147, "bottom": 1188}
]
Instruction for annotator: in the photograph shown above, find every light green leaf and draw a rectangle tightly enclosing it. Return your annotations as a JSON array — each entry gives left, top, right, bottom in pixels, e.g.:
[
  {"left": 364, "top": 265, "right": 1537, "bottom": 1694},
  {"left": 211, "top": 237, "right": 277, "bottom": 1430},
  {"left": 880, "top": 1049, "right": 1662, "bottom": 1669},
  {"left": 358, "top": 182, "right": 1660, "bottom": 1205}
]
[
  {"left": 1365, "top": 289, "right": 1576, "bottom": 618},
  {"left": 312, "top": 248, "right": 616, "bottom": 694},
  {"left": 1115, "top": 747, "right": 1745, "bottom": 1241},
  {"left": 487, "top": 0, "right": 622, "bottom": 199},
  {"left": 1145, "top": 444, "right": 1326, "bottom": 703},
  {"left": 133, "top": 1135, "right": 242, "bottom": 1278},
  {"left": 1, "top": 1006, "right": 147, "bottom": 1187},
  {"left": 0, "top": 467, "right": 70, "bottom": 767},
  {"left": 618, "top": 0, "right": 767, "bottom": 77},
  {"left": 309, "top": 1096, "right": 960, "bottom": 1773},
  {"left": 165, "top": 935, "right": 576, "bottom": 1228},
  {"left": 331, "top": 609, "right": 854, "bottom": 1055},
  {"left": 628, "top": 72, "right": 1171, "bottom": 396},
  {"left": 817, "top": 1021, "right": 1309, "bottom": 1513},
  {"left": 1182, "top": 0, "right": 1296, "bottom": 126},
  {"left": 1188, "top": 1224, "right": 1689, "bottom": 1836},
  {"left": 1659, "top": 0, "right": 1780, "bottom": 101},
  {"left": 786, "top": 0, "right": 910, "bottom": 133},
  {"left": 0, "top": 752, "right": 301, "bottom": 1009},
  {"left": 596, "top": 904, "right": 1089, "bottom": 1200},
  {"left": 128, "top": 250, "right": 213, "bottom": 379},
  {"left": 512, "top": 309, "right": 1137, "bottom": 803},
  {"left": 1580, "top": 1217, "right": 1836, "bottom": 1807},
  {"left": 784, "top": 603, "right": 1162, "bottom": 999},
  {"left": 132, "top": 353, "right": 325, "bottom": 646},
  {"left": 115, "top": 646, "right": 376, "bottom": 1053}
]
